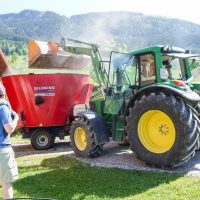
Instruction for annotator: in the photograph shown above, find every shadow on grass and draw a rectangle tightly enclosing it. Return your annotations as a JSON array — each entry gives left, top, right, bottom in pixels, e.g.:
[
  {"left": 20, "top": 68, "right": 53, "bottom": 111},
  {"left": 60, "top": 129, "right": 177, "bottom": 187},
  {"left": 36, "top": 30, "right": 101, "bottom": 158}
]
[{"left": 14, "top": 155, "right": 182, "bottom": 200}]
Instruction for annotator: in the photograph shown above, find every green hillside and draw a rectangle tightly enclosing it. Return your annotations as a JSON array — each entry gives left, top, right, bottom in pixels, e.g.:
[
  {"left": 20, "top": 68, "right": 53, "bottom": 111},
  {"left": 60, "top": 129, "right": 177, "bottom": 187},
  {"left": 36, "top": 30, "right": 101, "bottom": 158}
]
[{"left": 0, "top": 9, "right": 200, "bottom": 56}]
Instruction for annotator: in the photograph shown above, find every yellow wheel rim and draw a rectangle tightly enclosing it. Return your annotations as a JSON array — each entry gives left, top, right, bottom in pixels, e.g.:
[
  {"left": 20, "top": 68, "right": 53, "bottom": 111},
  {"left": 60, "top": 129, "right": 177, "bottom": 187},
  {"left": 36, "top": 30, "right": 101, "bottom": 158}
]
[
  {"left": 138, "top": 110, "right": 175, "bottom": 154},
  {"left": 74, "top": 127, "right": 87, "bottom": 151}
]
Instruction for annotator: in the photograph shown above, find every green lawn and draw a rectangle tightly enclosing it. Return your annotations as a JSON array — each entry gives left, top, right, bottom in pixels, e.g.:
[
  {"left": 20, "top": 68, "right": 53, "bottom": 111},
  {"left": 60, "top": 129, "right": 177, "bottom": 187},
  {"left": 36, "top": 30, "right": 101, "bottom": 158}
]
[
  {"left": 0, "top": 153, "right": 199, "bottom": 200},
  {"left": 4, "top": 133, "right": 200, "bottom": 199}
]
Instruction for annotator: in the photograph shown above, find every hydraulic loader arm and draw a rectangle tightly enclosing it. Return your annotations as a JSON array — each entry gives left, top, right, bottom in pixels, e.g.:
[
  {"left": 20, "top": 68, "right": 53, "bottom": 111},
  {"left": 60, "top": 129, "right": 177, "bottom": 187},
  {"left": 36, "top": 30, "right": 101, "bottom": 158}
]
[
  {"left": 29, "top": 38, "right": 108, "bottom": 88},
  {"left": 61, "top": 38, "right": 108, "bottom": 88}
]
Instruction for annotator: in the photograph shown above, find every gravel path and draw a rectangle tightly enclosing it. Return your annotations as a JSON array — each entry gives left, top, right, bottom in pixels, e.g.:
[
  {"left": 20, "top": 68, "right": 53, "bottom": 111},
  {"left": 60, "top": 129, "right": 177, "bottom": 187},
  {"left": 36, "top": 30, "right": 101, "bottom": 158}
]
[{"left": 13, "top": 141, "right": 200, "bottom": 176}]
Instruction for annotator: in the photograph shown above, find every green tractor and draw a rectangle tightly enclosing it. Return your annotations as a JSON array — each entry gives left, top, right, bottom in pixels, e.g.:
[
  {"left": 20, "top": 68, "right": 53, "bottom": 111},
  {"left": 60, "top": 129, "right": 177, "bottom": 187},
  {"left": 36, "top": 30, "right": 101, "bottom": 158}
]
[
  {"left": 30, "top": 39, "right": 200, "bottom": 168},
  {"left": 69, "top": 41, "right": 200, "bottom": 168}
]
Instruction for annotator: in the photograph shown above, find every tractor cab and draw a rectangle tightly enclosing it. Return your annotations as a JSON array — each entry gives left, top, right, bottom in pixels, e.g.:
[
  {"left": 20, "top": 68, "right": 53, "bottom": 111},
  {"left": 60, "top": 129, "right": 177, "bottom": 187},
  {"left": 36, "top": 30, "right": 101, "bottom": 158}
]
[
  {"left": 104, "top": 45, "right": 200, "bottom": 115},
  {"left": 160, "top": 46, "right": 200, "bottom": 81},
  {"left": 159, "top": 46, "right": 200, "bottom": 92}
]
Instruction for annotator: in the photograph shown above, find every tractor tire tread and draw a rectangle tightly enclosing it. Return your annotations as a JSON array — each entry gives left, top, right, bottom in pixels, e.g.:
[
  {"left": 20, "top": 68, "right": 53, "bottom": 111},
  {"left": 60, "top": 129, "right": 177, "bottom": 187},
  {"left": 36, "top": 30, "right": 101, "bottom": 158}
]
[
  {"left": 126, "top": 92, "right": 199, "bottom": 168},
  {"left": 70, "top": 116, "right": 103, "bottom": 158}
]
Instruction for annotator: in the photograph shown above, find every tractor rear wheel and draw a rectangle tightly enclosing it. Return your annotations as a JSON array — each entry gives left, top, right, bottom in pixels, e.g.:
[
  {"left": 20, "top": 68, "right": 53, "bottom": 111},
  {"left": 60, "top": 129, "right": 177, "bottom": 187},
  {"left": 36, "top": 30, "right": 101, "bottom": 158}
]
[
  {"left": 126, "top": 92, "right": 199, "bottom": 168},
  {"left": 31, "top": 129, "right": 55, "bottom": 150},
  {"left": 70, "top": 116, "right": 102, "bottom": 158}
]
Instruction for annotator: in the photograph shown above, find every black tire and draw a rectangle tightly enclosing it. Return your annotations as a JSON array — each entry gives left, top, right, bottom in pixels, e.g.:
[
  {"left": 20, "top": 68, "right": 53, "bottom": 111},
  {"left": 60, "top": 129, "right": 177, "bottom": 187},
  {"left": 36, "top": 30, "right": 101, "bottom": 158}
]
[
  {"left": 70, "top": 116, "right": 103, "bottom": 158},
  {"left": 126, "top": 92, "right": 199, "bottom": 168},
  {"left": 31, "top": 129, "right": 55, "bottom": 150},
  {"left": 195, "top": 130, "right": 200, "bottom": 151},
  {"left": 194, "top": 113, "right": 200, "bottom": 151}
]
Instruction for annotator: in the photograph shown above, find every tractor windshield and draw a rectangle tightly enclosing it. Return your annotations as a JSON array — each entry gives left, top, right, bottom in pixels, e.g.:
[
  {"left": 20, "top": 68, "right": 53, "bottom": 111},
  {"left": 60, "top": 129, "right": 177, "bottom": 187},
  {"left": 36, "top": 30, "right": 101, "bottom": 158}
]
[
  {"left": 162, "top": 54, "right": 186, "bottom": 80},
  {"left": 104, "top": 52, "right": 137, "bottom": 115},
  {"left": 109, "top": 52, "right": 137, "bottom": 92},
  {"left": 188, "top": 57, "right": 200, "bottom": 81}
]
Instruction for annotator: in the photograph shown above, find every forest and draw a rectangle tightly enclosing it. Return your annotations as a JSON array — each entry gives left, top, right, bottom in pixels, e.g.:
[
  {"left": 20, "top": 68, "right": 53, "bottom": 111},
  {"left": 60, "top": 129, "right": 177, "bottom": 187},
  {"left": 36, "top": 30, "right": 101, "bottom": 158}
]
[{"left": 1, "top": 9, "right": 200, "bottom": 60}]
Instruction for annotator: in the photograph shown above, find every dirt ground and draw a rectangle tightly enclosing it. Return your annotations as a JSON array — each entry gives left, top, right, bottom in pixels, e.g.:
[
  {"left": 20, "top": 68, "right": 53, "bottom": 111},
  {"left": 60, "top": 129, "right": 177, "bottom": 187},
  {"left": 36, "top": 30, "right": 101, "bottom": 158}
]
[{"left": 13, "top": 141, "right": 200, "bottom": 176}]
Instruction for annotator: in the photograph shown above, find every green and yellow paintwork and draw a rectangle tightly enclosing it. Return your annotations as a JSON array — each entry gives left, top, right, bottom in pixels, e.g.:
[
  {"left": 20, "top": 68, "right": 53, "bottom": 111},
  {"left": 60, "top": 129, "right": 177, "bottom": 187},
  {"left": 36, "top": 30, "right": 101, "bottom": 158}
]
[
  {"left": 74, "top": 127, "right": 87, "bottom": 151},
  {"left": 138, "top": 110, "right": 175, "bottom": 153}
]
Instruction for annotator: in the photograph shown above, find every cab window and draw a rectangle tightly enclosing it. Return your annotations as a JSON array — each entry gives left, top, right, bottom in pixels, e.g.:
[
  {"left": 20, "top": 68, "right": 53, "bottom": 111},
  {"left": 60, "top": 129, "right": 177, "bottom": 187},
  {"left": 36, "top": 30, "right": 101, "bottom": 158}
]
[
  {"left": 162, "top": 55, "right": 186, "bottom": 80},
  {"left": 139, "top": 53, "right": 156, "bottom": 86}
]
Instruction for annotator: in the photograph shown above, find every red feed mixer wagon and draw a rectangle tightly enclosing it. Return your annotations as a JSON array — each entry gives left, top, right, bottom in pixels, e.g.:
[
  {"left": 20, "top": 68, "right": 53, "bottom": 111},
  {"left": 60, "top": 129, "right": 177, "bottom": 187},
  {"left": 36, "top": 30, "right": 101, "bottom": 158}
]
[{"left": 0, "top": 42, "right": 93, "bottom": 150}]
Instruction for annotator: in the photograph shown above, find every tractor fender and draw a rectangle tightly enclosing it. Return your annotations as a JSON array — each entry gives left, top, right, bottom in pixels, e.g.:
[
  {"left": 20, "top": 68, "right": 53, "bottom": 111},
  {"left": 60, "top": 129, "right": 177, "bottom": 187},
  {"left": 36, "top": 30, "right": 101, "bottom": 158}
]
[
  {"left": 126, "top": 84, "right": 200, "bottom": 115},
  {"left": 77, "top": 111, "right": 110, "bottom": 145}
]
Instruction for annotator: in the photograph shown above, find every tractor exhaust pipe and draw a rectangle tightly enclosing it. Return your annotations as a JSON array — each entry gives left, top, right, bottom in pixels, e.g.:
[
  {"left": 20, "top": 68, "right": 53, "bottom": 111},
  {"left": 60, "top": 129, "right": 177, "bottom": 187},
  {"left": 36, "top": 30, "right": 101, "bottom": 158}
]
[{"left": 0, "top": 49, "right": 12, "bottom": 76}]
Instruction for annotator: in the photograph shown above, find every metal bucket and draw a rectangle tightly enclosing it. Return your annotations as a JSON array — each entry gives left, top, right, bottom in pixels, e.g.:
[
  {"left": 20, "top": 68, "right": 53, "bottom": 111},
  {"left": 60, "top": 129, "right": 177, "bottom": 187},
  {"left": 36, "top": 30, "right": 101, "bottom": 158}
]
[{"left": 29, "top": 40, "right": 91, "bottom": 69}]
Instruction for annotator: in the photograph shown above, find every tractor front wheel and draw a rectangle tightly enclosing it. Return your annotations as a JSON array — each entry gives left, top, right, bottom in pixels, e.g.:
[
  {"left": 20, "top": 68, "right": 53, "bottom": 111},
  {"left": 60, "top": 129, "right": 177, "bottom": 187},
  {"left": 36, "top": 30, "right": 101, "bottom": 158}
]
[
  {"left": 31, "top": 129, "right": 55, "bottom": 150},
  {"left": 126, "top": 92, "right": 199, "bottom": 168},
  {"left": 70, "top": 116, "right": 103, "bottom": 158}
]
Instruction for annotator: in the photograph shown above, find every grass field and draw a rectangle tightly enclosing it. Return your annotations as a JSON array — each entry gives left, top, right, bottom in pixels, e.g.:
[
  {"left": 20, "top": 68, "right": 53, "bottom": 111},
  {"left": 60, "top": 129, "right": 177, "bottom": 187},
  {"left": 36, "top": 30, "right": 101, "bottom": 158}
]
[
  {"left": 2, "top": 133, "right": 200, "bottom": 200},
  {"left": 6, "top": 154, "right": 200, "bottom": 200}
]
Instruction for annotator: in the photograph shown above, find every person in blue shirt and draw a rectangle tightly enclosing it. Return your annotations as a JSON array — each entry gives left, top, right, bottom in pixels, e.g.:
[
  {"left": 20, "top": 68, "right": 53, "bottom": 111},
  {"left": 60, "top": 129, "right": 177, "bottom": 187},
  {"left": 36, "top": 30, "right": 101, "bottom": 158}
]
[{"left": 0, "top": 83, "right": 19, "bottom": 200}]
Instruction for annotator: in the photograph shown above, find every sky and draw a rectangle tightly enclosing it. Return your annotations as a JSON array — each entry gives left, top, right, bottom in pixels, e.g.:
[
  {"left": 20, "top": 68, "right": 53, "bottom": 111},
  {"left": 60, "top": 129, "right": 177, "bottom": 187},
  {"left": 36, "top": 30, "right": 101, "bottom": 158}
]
[{"left": 1, "top": 0, "right": 200, "bottom": 25}]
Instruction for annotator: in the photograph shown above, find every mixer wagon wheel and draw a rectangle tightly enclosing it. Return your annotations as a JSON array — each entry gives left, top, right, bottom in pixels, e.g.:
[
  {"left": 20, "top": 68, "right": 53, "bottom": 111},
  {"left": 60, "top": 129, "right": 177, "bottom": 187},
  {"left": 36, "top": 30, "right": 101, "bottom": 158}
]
[
  {"left": 70, "top": 116, "right": 103, "bottom": 158},
  {"left": 126, "top": 92, "right": 199, "bottom": 168},
  {"left": 31, "top": 128, "right": 55, "bottom": 150}
]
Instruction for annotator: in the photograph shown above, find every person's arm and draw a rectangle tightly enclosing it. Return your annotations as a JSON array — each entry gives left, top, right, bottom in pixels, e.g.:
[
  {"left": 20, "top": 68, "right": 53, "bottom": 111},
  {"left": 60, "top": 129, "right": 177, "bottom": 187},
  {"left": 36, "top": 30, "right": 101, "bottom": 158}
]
[{"left": 4, "top": 111, "right": 19, "bottom": 135}]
